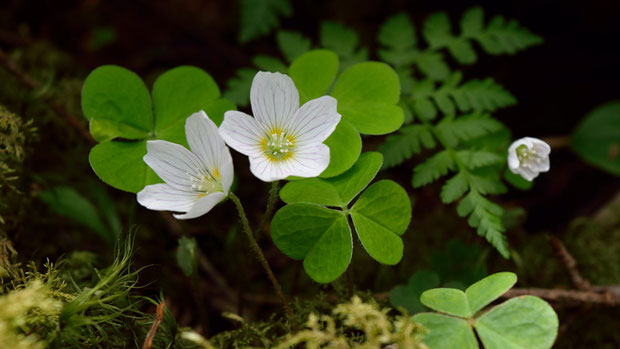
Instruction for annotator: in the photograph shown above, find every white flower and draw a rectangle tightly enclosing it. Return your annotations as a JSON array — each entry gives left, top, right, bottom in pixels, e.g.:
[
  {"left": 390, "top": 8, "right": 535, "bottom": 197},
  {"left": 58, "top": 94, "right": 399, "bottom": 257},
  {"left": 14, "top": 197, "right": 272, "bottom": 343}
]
[
  {"left": 219, "top": 71, "right": 341, "bottom": 182},
  {"left": 137, "top": 111, "right": 233, "bottom": 219},
  {"left": 508, "top": 137, "right": 551, "bottom": 181}
]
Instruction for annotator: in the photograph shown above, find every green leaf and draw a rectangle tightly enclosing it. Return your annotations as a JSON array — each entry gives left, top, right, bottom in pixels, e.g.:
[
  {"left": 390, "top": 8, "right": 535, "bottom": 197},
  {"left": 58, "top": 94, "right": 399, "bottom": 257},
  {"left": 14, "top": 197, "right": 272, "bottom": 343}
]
[
  {"left": 223, "top": 68, "right": 257, "bottom": 107},
  {"left": 390, "top": 270, "right": 440, "bottom": 314},
  {"left": 379, "top": 13, "right": 417, "bottom": 50},
  {"left": 417, "top": 51, "right": 450, "bottom": 81},
  {"left": 279, "top": 179, "right": 343, "bottom": 207},
  {"left": 457, "top": 192, "right": 509, "bottom": 258},
  {"left": 465, "top": 272, "right": 517, "bottom": 314},
  {"left": 326, "top": 152, "right": 383, "bottom": 205},
  {"left": 253, "top": 55, "right": 288, "bottom": 73},
  {"left": 88, "top": 118, "right": 149, "bottom": 142},
  {"left": 461, "top": 8, "right": 543, "bottom": 56},
  {"left": 461, "top": 7, "right": 484, "bottom": 37},
  {"left": 437, "top": 113, "right": 504, "bottom": 147},
  {"left": 89, "top": 140, "right": 159, "bottom": 193},
  {"left": 82, "top": 65, "right": 152, "bottom": 138},
  {"left": 239, "top": 0, "right": 292, "bottom": 43},
  {"left": 475, "top": 296, "right": 558, "bottom": 349},
  {"left": 441, "top": 171, "right": 469, "bottom": 204},
  {"left": 331, "top": 62, "right": 403, "bottom": 135},
  {"left": 289, "top": 50, "right": 339, "bottom": 103},
  {"left": 176, "top": 236, "right": 198, "bottom": 277},
  {"left": 457, "top": 150, "right": 504, "bottom": 170},
  {"left": 202, "top": 98, "right": 237, "bottom": 126},
  {"left": 423, "top": 12, "right": 453, "bottom": 49},
  {"left": 351, "top": 180, "right": 411, "bottom": 265},
  {"left": 447, "top": 38, "right": 477, "bottom": 64},
  {"left": 320, "top": 21, "right": 359, "bottom": 58},
  {"left": 420, "top": 288, "right": 473, "bottom": 318},
  {"left": 450, "top": 79, "right": 517, "bottom": 113},
  {"left": 379, "top": 124, "right": 436, "bottom": 169},
  {"left": 412, "top": 313, "right": 478, "bottom": 349},
  {"left": 377, "top": 13, "right": 418, "bottom": 68},
  {"left": 571, "top": 100, "right": 620, "bottom": 175},
  {"left": 271, "top": 204, "right": 352, "bottom": 283},
  {"left": 412, "top": 150, "right": 455, "bottom": 188},
  {"left": 39, "top": 186, "right": 114, "bottom": 244},
  {"left": 277, "top": 30, "right": 312, "bottom": 63},
  {"left": 280, "top": 152, "right": 383, "bottom": 207},
  {"left": 321, "top": 120, "right": 362, "bottom": 177},
  {"left": 152, "top": 66, "right": 221, "bottom": 137}
]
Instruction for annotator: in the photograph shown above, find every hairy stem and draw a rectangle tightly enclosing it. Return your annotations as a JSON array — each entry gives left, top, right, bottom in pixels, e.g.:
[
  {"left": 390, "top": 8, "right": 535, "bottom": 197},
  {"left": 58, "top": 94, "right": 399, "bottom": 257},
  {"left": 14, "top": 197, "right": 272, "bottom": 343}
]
[
  {"left": 256, "top": 180, "right": 280, "bottom": 240},
  {"left": 228, "top": 192, "right": 294, "bottom": 324}
]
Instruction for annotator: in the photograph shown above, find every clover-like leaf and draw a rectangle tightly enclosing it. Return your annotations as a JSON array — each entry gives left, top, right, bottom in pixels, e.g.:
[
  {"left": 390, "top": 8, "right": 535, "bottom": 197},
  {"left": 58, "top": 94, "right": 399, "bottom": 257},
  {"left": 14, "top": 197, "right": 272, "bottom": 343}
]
[
  {"left": 271, "top": 204, "right": 352, "bottom": 283},
  {"left": 321, "top": 120, "right": 362, "bottom": 178},
  {"left": 474, "top": 296, "right": 558, "bottom": 349},
  {"left": 289, "top": 50, "right": 339, "bottom": 104},
  {"left": 351, "top": 180, "right": 411, "bottom": 265},
  {"left": 466, "top": 272, "right": 516, "bottom": 314},
  {"left": 412, "top": 313, "right": 478, "bottom": 349},
  {"left": 420, "top": 288, "right": 472, "bottom": 318},
  {"left": 82, "top": 65, "right": 234, "bottom": 193},
  {"left": 82, "top": 65, "right": 152, "bottom": 140},
  {"left": 280, "top": 152, "right": 383, "bottom": 207},
  {"left": 331, "top": 62, "right": 404, "bottom": 135}
]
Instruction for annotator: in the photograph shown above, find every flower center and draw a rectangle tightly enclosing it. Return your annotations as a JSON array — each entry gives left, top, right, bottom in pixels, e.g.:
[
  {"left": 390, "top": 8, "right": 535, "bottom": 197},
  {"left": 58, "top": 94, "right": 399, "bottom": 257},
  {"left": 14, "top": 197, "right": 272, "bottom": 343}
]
[
  {"left": 262, "top": 130, "right": 295, "bottom": 161},
  {"left": 516, "top": 144, "right": 533, "bottom": 162},
  {"left": 190, "top": 169, "right": 222, "bottom": 194}
]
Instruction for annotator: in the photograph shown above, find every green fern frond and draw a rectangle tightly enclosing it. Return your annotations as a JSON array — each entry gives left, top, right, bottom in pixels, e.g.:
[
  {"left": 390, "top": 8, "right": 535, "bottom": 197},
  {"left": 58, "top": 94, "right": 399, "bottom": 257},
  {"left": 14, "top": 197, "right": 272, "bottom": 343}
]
[
  {"left": 457, "top": 150, "right": 504, "bottom": 169},
  {"left": 379, "top": 124, "right": 436, "bottom": 169},
  {"left": 457, "top": 191, "right": 508, "bottom": 258},
  {"left": 320, "top": 22, "right": 368, "bottom": 70},
  {"left": 276, "top": 30, "right": 311, "bottom": 63},
  {"left": 239, "top": 0, "right": 292, "bottom": 43},
  {"left": 436, "top": 112, "right": 505, "bottom": 146},
  {"left": 412, "top": 150, "right": 455, "bottom": 187},
  {"left": 223, "top": 68, "right": 258, "bottom": 108}
]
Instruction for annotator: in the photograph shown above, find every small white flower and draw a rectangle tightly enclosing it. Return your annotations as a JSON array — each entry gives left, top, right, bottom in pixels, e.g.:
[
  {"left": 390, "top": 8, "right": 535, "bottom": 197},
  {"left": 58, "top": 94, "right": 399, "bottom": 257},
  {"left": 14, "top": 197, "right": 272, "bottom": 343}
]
[
  {"left": 137, "top": 111, "right": 233, "bottom": 219},
  {"left": 219, "top": 71, "right": 341, "bottom": 182},
  {"left": 508, "top": 137, "right": 551, "bottom": 181}
]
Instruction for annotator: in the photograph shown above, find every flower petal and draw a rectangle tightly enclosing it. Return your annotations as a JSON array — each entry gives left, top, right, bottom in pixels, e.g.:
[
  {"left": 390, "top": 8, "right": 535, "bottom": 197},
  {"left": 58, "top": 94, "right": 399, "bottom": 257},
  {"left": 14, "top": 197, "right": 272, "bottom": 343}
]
[
  {"left": 186, "top": 111, "right": 235, "bottom": 193},
  {"left": 137, "top": 183, "right": 197, "bottom": 212},
  {"left": 288, "top": 143, "right": 331, "bottom": 177},
  {"left": 144, "top": 140, "right": 204, "bottom": 190},
  {"left": 250, "top": 71, "right": 299, "bottom": 131},
  {"left": 288, "top": 96, "right": 341, "bottom": 146},
  {"left": 507, "top": 149, "right": 520, "bottom": 170},
  {"left": 219, "top": 110, "right": 265, "bottom": 157},
  {"left": 173, "top": 191, "right": 227, "bottom": 220}
]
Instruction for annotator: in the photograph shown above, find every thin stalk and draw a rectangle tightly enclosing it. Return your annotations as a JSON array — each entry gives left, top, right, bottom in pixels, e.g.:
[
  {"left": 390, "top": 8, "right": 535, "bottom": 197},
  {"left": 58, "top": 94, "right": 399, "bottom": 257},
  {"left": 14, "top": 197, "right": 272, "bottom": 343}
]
[
  {"left": 228, "top": 192, "right": 294, "bottom": 325},
  {"left": 256, "top": 180, "right": 280, "bottom": 240}
]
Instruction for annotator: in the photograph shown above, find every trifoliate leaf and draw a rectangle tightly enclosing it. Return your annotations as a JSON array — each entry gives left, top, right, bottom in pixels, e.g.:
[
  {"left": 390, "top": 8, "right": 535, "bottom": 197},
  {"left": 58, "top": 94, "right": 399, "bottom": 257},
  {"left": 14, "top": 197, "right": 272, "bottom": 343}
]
[
  {"left": 412, "top": 150, "right": 455, "bottom": 188},
  {"left": 420, "top": 287, "right": 473, "bottom": 318},
  {"left": 239, "top": 0, "right": 292, "bottom": 43},
  {"left": 351, "top": 180, "right": 411, "bottom": 265},
  {"left": 276, "top": 30, "right": 312, "bottom": 63},
  {"left": 412, "top": 313, "right": 478, "bottom": 349},
  {"left": 465, "top": 272, "right": 516, "bottom": 314},
  {"left": 379, "top": 124, "right": 436, "bottom": 169},
  {"left": 289, "top": 50, "right": 339, "bottom": 103},
  {"left": 331, "top": 62, "right": 404, "bottom": 135},
  {"left": 321, "top": 120, "right": 362, "bottom": 178},
  {"left": 271, "top": 203, "right": 352, "bottom": 283},
  {"left": 475, "top": 296, "right": 558, "bottom": 349}
]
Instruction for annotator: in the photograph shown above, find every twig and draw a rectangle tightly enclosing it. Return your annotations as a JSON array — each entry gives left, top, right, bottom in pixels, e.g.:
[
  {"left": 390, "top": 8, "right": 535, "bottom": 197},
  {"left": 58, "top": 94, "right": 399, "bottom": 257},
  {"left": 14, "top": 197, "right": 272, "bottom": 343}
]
[
  {"left": 502, "top": 287, "right": 620, "bottom": 306},
  {"left": 142, "top": 302, "right": 166, "bottom": 349},
  {"left": 0, "top": 48, "right": 95, "bottom": 144},
  {"left": 541, "top": 135, "right": 570, "bottom": 149},
  {"left": 547, "top": 235, "right": 593, "bottom": 290}
]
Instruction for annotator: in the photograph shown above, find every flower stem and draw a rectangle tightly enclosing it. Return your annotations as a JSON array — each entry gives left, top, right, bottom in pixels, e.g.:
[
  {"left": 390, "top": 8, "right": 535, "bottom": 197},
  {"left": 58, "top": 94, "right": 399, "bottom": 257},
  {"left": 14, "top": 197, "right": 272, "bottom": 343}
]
[
  {"left": 228, "top": 192, "right": 294, "bottom": 324},
  {"left": 256, "top": 180, "right": 280, "bottom": 240}
]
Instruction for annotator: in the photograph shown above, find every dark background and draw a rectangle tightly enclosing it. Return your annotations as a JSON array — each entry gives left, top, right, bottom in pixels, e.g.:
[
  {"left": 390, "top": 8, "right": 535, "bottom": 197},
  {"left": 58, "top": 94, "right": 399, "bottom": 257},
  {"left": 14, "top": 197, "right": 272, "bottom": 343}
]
[{"left": 1, "top": 0, "right": 619, "bottom": 346}]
